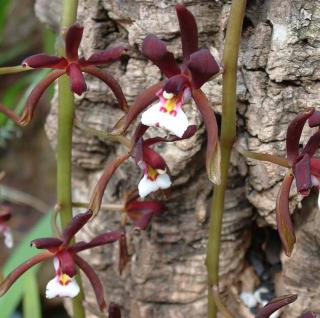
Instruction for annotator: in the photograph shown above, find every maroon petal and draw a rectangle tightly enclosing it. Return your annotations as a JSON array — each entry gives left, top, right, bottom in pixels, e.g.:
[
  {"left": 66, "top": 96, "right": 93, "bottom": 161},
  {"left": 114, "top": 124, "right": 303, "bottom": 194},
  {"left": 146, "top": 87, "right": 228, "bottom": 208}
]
[
  {"left": 108, "top": 303, "right": 121, "bottom": 318},
  {"left": 81, "top": 65, "right": 128, "bottom": 111},
  {"left": 88, "top": 154, "right": 129, "bottom": 215},
  {"left": 71, "top": 231, "right": 123, "bottom": 252},
  {"left": 192, "top": 88, "right": 220, "bottom": 183},
  {"left": 308, "top": 110, "right": 320, "bottom": 127},
  {"left": 0, "top": 206, "right": 11, "bottom": 223},
  {"left": 61, "top": 211, "right": 93, "bottom": 246},
  {"left": 143, "top": 147, "right": 167, "bottom": 171},
  {"left": 286, "top": 108, "right": 315, "bottom": 164},
  {"left": 112, "top": 81, "right": 164, "bottom": 134},
  {"left": 74, "top": 255, "right": 107, "bottom": 312},
  {"left": 301, "top": 130, "right": 320, "bottom": 158},
  {"left": 80, "top": 47, "right": 125, "bottom": 66},
  {"left": 187, "top": 49, "right": 221, "bottom": 88},
  {"left": 163, "top": 74, "right": 190, "bottom": 95},
  {"left": 132, "top": 124, "right": 149, "bottom": 144},
  {"left": 65, "top": 23, "right": 83, "bottom": 61},
  {"left": 0, "top": 251, "right": 53, "bottom": 296},
  {"left": 57, "top": 250, "right": 77, "bottom": 277},
  {"left": 144, "top": 124, "right": 197, "bottom": 146},
  {"left": 293, "top": 154, "right": 312, "bottom": 196},
  {"left": 142, "top": 34, "right": 180, "bottom": 78},
  {"left": 175, "top": 4, "right": 198, "bottom": 61},
  {"left": 31, "top": 237, "right": 63, "bottom": 250},
  {"left": 22, "top": 54, "right": 68, "bottom": 69},
  {"left": 256, "top": 294, "right": 297, "bottom": 318},
  {"left": 310, "top": 158, "right": 320, "bottom": 178},
  {"left": 21, "top": 70, "right": 65, "bottom": 125},
  {"left": 119, "top": 233, "right": 129, "bottom": 274},
  {"left": 276, "top": 173, "right": 296, "bottom": 257},
  {"left": 0, "top": 104, "right": 21, "bottom": 125},
  {"left": 299, "top": 312, "right": 317, "bottom": 318},
  {"left": 66, "top": 63, "right": 87, "bottom": 95}
]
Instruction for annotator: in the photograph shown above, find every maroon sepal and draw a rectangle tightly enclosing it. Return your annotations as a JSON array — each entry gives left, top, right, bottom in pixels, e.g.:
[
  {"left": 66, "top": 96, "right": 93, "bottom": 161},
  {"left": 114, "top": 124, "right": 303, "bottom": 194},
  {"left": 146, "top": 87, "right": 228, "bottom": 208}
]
[
  {"left": 125, "top": 198, "right": 166, "bottom": 230},
  {"left": 0, "top": 206, "right": 11, "bottom": 223},
  {"left": 22, "top": 54, "right": 67, "bottom": 69},
  {"left": 61, "top": 211, "right": 93, "bottom": 246},
  {"left": 108, "top": 303, "right": 122, "bottom": 318},
  {"left": 65, "top": 23, "right": 83, "bottom": 61},
  {"left": 80, "top": 47, "right": 125, "bottom": 66},
  {"left": 142, "top": 34, "right": 180, "bottom": 78},
  {"left": 310, "top": 158, "right": 320, "bottom": 178},
  {"left": 143, "top": 147, "right": 167, "bottom": 171},
  {"left": 67, "top": 63, "right": 87, "bottom": 95},
  {"left": 57, "top": 250, "right": 77, "bottom": 277},
  {"left": 31, "top": 237, "right": 63, "bottom": 250},
  {"left": 187, "top": 49, "right": 220, "bottom": 88},
  {"left": 299, "top": 312, "right": 317, "bottom": 318},
  {"left": 301, "top": 130, "right": 320, "bottom": 158},
  {"left": 0, "top": 251, "right": 53, "bottom": 297},
  {"left": 163, "top": 74, "right": 190, "bottom": 95},
  {"left": 276, "top": 173, "right": 296, "bottom": 257},
  {"left": 255, "top": 294, "right": 297, "bottom": 318},
  {"left": 175, "top": 4, "right": 198, "bottom": 61},
  {"left": 286, "top": 108, "right": 315, "bottom": 164},
  {"left": 119, "top": 233, "right": 129, "bottom": 274},
  {"left": 74, "top": 255, "right": 107, "bottom": 312},
  {"left": 293, "top": 154, "right": 312, "bottom": 196},
  {"left": 308, "top": 110, "right": 320, "bottom": 127}
]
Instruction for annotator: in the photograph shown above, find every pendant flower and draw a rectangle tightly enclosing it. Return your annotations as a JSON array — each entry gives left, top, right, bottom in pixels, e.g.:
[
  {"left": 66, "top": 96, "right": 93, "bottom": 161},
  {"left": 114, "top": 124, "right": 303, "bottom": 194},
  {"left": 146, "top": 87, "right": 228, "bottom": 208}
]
[
  {"left": 0, "top": 23, "right": 127, "bottom": 126},
  {"left": 0, "top": 211, "right": 123, "bottom": 312},
  {"left": 0, "top": 205, "right": 13, "bottom": 248},
  {"left": 113, "top": 4, "right": 221, "bottom": 183},
  {"left": 243, "top": 108, "right": 320, "bottom": 256},
  {"left": 88, "top": 124, "right": 196, "bottom": 215}
]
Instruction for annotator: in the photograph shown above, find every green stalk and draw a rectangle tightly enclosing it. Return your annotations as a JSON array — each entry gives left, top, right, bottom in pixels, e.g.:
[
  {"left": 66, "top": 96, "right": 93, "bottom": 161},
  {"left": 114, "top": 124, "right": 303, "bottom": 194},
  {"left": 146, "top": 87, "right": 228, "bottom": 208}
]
[
  {"left": 206, "top": 1, "right": 247, "bottom": 317},
  {"left": 57, "top": 1, "right": 86, "bottom": 317},
  {"left": 0, "top": 65, "right": 32, "bottom": 75}
]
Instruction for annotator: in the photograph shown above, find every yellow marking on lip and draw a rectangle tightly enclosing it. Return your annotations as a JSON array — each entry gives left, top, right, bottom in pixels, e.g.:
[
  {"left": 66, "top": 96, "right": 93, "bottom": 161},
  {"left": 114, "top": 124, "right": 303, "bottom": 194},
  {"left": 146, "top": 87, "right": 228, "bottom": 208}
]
[
  {"left": 164, "top": 98, "right": 177, "bottom": 112},
  {"left": 147, "top": 165, "right": 158, "bottom": 181},
  {"left": 59, "top": 273, "right": 71, "bottom": 286}
]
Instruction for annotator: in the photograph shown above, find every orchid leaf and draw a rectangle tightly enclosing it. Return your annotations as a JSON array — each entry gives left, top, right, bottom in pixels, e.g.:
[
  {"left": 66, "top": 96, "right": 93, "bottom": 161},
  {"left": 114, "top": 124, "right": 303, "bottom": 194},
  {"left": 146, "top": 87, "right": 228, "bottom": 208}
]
[{"left": 22, "top": 270, "right": 41, "bottom": 318}]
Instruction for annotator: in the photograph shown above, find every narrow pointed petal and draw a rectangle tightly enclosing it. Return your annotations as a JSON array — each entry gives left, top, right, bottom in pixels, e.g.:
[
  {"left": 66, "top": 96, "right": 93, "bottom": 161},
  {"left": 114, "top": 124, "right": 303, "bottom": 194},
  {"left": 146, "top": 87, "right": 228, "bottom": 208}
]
[
  {"left": 0, "top": 103, "right": 21, "bottom": 125},
  {"left": 176, "top": 4, "right": 198, "bottom": 61},
  {"left": 310, "top": 158, "right": 320, "bottom": 178},
  {"left": 74, "top": 255, "right": 107, "bottom": 312},
  {"left": 256, "top": 294, "right": 297, "bottom": 318},
  {"left": 144, "top": 125, "right": 197, "bottom": 146},
  {"left": 301, "top": 130, "right": 320, "bottom": 158},
  {"left": 132, "top": 124, "right": 149, "bottom": 144},
  {"left": 187, "top": 49, "right": 221, "bottom": 88},
  {"left": 31, "top": 237, "right": 63, "bottom": 250},
  {"left": 299, "top": 312, "right": 317, "bottom": 318},
  {"left": 111, "top": 82, "right": 164, "bottom": 134},
  {"left": 80, "top": 47, "right": 125, "bottom": 66},
  {"left": 88, "top": 154, "right": 129, "bottom": 215},
  {"left": 108, "top": 303, "right": 121, "bottom": 318},
  {"left": 19, "top": 70, "right": 65, "bottom": 126},
  {"left": 192, "top": 89, "right": 220, "bottom": 183},
  {"left": 0, "top": 251, "right": 53, "bottom": 296},
  {"left": 276, "top": 173, "right": 296, "bottom": 257},
  {"left": 65, "top": 23, "right": 83, "bottom": 61},
  {"left": 308, "top": 110, "right": 320, "bottom": 127},
  {"left": 82, "top": 66, "right": 128, "bottom": 111},
  {"left": 57, "top": 250, "right": 77, "bottom": 277},
  {"left": 66, "top": 63, "right": 87, "bottom": 95},
  {"left": 71, "top": 231, "right": 123, "bottom": 252},
  {"left": 286, "top": 108, "right": 315, "bottom": 164},
  {"left": 241, "top": 151, "right": 290, "bottom": 168},
  {"left": 293, "top": 154, "right": 312, "bottom": 196},
  {"left": 0, "top": 206, "right": 11, "bottom": 223},
  {"left": 61, "top": 211, "right": 93, "bottom": 245},
  {"left": 142, "top": 35, "right": 180, "bottom": 78},
  {"left": 119, "top": 233, "right": 129, "bottom": 274},
  {"left": 22, "top": 54, "right": 67, "bottom": 69}
]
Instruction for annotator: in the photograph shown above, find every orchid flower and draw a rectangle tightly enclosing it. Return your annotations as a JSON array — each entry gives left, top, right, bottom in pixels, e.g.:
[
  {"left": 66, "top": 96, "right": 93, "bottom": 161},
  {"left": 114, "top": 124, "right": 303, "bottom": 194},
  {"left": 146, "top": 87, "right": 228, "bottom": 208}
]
[
  {"left": 243, "top": 108, "right": 320, "bottom": 256},
  {"left": 255, "top": 294, "right": 316, "bottom": 318},
  {"left": 0, "top": 205, "right": 13, "bottom": 248},
  {"left": 89, "top": 124, "right": 196, "bottom": 214},
  {"left": 0, "top": 23, "right": 127, "bottom": 126},
  {"left": 0, "top": 211, "right": 123, "bottom": 312},
  {"left": 113, "top": 4, "right": 221, "bottom": 183}
]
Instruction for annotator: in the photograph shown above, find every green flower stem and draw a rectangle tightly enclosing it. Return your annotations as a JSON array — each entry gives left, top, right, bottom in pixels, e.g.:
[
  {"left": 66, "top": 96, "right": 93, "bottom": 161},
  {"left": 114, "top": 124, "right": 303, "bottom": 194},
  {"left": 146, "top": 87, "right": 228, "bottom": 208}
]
[
  {"left": 206, "top": 1, "right": 247, "bottom": 317},
  {"left": 0, "top": 65, "right": 32, "bottom": 75},
  {"left": 57, "top": 1, "right": 86, "bottom": 318}
]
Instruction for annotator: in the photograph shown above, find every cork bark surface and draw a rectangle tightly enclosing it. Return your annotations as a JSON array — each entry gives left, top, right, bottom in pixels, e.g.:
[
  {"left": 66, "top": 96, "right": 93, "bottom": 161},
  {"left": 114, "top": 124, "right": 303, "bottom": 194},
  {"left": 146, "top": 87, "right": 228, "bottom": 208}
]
[{"left": 35, "top": 0, "right": 320, "bottom": 317}]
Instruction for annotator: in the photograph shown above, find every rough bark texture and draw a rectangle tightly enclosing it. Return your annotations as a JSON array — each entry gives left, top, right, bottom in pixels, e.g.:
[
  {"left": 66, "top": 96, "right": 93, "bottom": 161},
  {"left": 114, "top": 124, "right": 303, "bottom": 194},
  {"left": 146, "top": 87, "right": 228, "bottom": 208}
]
[{"left": 35, "top": 0, "right": 320, "bottom": 317}]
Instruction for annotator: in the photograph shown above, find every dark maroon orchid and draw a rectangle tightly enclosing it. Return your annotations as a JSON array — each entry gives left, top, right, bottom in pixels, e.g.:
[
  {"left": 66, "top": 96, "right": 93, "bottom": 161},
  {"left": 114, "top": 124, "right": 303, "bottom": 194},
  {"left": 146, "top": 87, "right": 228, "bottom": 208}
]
[
  {"left": 255, "top": 294, "right": 316, "bottom": 318},
  {"left": 243, "top": 108, "right": 320, "bottom": 256},
  {"left": 89, "top": 124, "right": 196, "bottom": 215},
  {"left": 0, "top": 211, "right": 122, "bottom": 312},
  {"left": 0, "top": 23, "right": 127, "bottom": 127},
  {"left": 0, "top": 205, "right": 13, "bottom": 248},
  {"left": 113, "top": 4, "right": 221, "bottom": 183}
]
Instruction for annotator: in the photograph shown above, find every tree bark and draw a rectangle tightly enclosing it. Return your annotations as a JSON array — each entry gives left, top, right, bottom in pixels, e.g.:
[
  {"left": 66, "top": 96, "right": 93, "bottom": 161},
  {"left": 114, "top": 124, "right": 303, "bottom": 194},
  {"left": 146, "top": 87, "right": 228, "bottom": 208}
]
[{"left": 35, "top": 0, "right": 320, "bottom": 317}]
